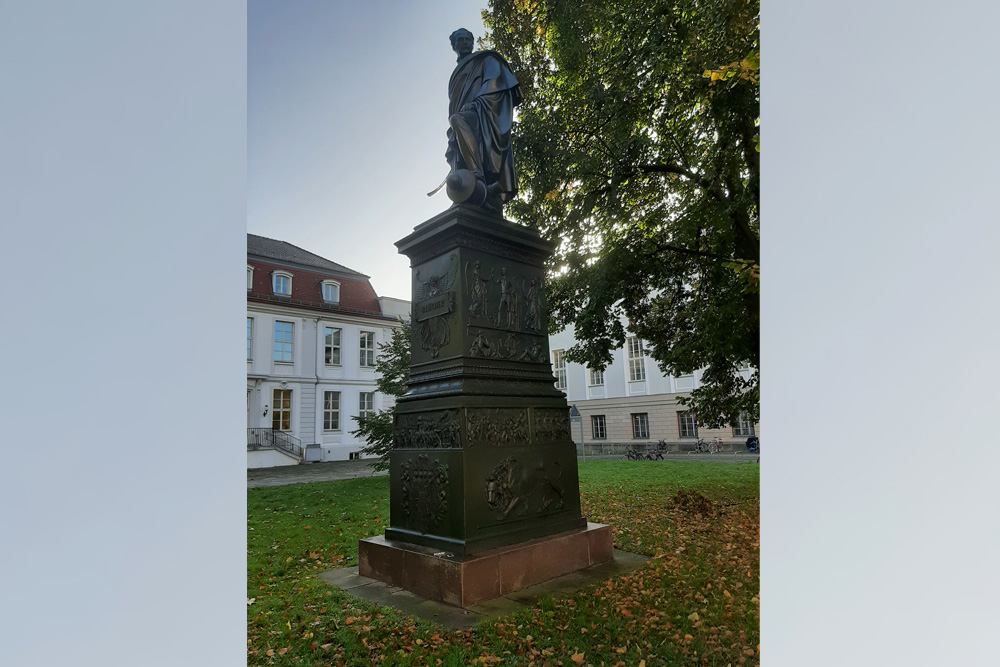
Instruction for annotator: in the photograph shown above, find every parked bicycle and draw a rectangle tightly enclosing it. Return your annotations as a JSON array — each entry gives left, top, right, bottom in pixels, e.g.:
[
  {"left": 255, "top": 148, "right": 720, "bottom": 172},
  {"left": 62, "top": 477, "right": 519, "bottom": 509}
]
[
  {"left": 645, "top": 449, "right": 664, "bottom": 460},
  {"left": 622, "top": 447, "right": 644, "bottom": 461},
  {"left": 693, "top": 438, "right": 724, "bottom": 453}
]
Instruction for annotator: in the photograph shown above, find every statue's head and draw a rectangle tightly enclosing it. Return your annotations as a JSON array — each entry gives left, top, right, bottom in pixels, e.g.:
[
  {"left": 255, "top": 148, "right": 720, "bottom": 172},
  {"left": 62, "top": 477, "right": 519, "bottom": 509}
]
[{"left": 450, "top": 28, "right": 474, "bottom": 57}]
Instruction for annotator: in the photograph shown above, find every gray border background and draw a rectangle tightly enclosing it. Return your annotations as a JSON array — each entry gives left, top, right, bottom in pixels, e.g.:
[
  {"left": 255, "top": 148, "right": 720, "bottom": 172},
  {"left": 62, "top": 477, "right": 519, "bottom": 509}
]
[
  {"left": 2, "top": 2, "right": 246, "bottom": 665},
  {"left": 3, "top": 1, "right": 999, "bottom": 665},
  {"left": 764, "top": 1, "right": 1000, "bottom": 664}
]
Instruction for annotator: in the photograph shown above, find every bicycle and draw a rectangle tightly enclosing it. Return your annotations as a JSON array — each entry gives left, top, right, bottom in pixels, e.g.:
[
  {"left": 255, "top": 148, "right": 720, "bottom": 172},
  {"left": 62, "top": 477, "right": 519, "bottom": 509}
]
[
  {"left": 694, "top": 438, "right": 723, "bottom": 453},
  {"left": 645, "top": 450, "right": 664, "bottom": 460},
  {"left": 621, "top": 447, "right": 643, "bottom": 461}
]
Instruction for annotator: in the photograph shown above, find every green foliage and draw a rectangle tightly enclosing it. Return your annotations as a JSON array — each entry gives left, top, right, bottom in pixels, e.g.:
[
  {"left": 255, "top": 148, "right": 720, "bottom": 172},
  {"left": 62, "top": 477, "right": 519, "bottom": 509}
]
[
  {"left": 484, "top": 0, "right": 760, "bottom": 427},
  {"left": 350, "top": 320, "right": 410, "bottom": 471}
]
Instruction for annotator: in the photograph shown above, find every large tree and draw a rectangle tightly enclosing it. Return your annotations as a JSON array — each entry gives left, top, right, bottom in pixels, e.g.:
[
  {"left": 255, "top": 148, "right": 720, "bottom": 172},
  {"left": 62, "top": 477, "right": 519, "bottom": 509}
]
[{"left": 483, "top": 0, "right": 759, "bottom": 427}]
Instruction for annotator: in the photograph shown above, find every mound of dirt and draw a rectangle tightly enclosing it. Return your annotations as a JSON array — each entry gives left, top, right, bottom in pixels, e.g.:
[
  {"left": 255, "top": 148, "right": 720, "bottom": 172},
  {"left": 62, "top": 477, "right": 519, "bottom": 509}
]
[{"left": 671, "top": 488, "right": 714, "bottom": 516}]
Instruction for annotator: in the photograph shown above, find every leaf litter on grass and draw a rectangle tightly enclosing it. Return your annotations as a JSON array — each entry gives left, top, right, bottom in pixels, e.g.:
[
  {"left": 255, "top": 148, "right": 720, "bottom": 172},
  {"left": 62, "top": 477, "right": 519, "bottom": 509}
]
[{"left": 248, "top": 461, "right": 759, "bottom": 666}]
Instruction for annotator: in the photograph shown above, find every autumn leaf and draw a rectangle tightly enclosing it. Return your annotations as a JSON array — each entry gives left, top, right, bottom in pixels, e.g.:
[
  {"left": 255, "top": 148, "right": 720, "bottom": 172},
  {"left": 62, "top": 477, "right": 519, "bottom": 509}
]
[{"left": 570, "top": 651, "right": 585, "bottom": 665}]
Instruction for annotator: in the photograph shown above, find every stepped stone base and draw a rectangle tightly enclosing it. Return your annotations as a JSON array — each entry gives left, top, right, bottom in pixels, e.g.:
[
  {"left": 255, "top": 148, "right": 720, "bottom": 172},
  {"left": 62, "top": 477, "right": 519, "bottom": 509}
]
[{"left": 358, "top": 522, "right": 613, "bottom": 608}]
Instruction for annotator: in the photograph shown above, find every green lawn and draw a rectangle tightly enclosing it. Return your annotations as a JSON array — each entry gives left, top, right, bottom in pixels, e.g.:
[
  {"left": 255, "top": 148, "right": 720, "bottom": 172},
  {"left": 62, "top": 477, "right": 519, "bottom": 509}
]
[{"left": 248, "top": 460, "right": 759, "bottom": 666}]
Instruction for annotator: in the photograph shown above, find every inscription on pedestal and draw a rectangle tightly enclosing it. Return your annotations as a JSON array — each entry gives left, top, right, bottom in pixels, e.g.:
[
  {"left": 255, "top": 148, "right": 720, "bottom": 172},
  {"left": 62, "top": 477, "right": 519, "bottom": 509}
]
[{"left": 415, "top": 254, "right": 459, "bottom": 359}]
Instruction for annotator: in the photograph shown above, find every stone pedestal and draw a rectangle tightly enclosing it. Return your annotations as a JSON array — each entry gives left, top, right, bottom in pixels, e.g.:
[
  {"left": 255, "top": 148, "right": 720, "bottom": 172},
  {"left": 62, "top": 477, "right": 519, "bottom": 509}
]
[
  {"left": 358, "top": 204, "right": 611, "bottom": 606},
  {"left": 359, "top": 523, "right": 612, "bottom": 608}
]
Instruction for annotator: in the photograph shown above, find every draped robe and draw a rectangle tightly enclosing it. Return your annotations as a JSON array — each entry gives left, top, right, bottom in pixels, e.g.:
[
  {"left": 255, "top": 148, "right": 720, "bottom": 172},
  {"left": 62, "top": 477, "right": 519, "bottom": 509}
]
[{"left": 446, "top": 50, "right": 522, "bottom": 200}]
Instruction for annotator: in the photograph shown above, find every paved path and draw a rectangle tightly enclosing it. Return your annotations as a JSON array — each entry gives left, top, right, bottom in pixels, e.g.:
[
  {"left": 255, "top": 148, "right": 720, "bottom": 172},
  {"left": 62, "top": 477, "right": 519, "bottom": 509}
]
[{"left": 247, "top": 459, "right": 387, "bottom": 489}]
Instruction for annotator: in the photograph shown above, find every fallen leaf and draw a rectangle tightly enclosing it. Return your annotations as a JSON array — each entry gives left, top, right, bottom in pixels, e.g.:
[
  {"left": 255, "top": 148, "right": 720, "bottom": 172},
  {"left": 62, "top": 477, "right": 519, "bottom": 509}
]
[{"left": 570, "top": 651, "right": 585, "bottom": 665}]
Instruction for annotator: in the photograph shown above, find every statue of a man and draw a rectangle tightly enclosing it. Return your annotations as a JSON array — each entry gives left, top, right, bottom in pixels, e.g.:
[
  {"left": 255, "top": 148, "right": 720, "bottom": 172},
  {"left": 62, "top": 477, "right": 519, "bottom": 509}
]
[{"left": 444, "top": 28, "right": 521, "bottom": 213}]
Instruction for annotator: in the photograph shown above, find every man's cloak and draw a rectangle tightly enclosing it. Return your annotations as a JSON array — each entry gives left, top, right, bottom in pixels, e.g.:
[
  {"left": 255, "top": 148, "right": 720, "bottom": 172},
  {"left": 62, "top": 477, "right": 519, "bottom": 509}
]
[{"left": 447, "top": 50, "right": 522, "bottom": 198}]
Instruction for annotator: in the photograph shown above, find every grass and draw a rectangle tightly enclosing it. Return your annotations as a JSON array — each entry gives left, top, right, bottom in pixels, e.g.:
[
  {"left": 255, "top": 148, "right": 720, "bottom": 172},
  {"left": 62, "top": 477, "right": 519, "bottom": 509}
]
[{"left": 248, "top": 460, "right": 759, "bottom": 666}]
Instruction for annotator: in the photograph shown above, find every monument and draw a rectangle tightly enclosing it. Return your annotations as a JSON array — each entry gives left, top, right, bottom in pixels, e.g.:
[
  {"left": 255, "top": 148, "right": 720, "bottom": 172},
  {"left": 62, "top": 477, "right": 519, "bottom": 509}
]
[{"left": 357, "top": 29, "right": 613, "bottom": 608}]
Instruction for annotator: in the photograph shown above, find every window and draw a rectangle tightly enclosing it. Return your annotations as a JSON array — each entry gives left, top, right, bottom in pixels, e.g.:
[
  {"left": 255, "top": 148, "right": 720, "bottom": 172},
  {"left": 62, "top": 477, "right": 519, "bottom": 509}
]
[
  {"left": 247, "top": 317, "right": 253, "bottom": 360},
  {"left": 553, "top": 349, "right": 567, "bottom": 390},
  {"left": 733, "top": 414, "right": 755, "bottom": 437},
  {"left": 324, "top": 327, "right": 341, "bottom": 365},
  {"left": 678, "top": 411, "right": 698, "bottom": 438},
  {"left": 273, "top": 321, "right": 293, "bottom": 362},
  {"left": 272, "top": 389, "right": 291, "bottom": 430},
  {"left": 359, "top": 331, "right": 375, "bottom": 367},
  {"left": 323, "top": 391, "right": 340, "bottom": 431},
  {"left": 272, "top": 271, "right": 292, "bottom": 296},
  {"left": 591, "top": 415, "right": 607, "bottom": 440},
  {"left": 247, "top": 266, "right": 253, "bottom": 291},
  {"left": 321, "top": 280, "right": 340, "bottom": 304},
  {"left": 588, "top": 368, "right": 604, "bottom": 386},
  {"left": 359, "top": 392, "right": 375, "bottom": 420},
  {"left": 627, "top": 337, "right": 646, "bottom": 382},
  {"left": 631, "top": 413, "right": 649, "bottom": 439}
]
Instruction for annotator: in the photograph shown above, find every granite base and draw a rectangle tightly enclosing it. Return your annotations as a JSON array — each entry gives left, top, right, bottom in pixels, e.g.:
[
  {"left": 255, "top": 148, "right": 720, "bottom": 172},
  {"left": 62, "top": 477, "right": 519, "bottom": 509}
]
[{"left": 357, "top": 522, "right": 613, "bottom": 608}]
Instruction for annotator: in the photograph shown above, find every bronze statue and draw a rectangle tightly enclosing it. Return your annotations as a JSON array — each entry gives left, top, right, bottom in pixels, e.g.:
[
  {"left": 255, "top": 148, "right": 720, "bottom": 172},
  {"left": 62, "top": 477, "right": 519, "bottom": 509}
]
[{"left": 429, "top": 28, "right": 521, "bottom": 214}]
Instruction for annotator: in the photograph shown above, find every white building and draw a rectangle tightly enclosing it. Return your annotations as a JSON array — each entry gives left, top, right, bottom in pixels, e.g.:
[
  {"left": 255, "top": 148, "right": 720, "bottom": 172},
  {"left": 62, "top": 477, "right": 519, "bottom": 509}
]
[
  {"left": 247, "top": 234, "right": 409, "bottom": 468},
  {"left": 548, "top": 325, "right": 759, "bottom": 453}
]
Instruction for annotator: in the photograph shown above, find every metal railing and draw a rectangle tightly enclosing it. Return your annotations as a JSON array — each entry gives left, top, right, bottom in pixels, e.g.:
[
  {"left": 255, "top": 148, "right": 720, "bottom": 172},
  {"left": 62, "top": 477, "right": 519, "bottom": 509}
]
[
  {"left": 247, "top": 428, "right": 304, "bottom": 460},
  {"left": 574, "top": 440, "right": 748, "bottom": 459}
]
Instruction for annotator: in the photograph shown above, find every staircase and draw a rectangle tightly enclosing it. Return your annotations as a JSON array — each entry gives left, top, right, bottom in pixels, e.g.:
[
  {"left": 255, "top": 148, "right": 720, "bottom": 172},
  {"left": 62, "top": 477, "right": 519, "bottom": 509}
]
[{"left": 247, "top": 428, "right": 304, "bottom": 462}]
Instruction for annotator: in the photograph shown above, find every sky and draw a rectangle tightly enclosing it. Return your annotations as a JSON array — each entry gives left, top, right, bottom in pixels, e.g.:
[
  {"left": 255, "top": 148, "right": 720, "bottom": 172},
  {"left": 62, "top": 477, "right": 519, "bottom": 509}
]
[{"left": 249, "top": 0, "right": 492, "bottom": 300}]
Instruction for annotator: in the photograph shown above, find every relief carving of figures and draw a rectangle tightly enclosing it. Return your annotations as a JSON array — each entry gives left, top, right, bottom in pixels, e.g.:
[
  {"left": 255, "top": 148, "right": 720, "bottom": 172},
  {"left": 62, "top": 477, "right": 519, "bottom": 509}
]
[
  {"left": 469, "top": 330, "right": 495, "bottom": 358},
  {"left": 484, "top": 457, "right": 565, "bottom": 521},
  {"left": 523, "top": 278, "right": 542, "bottom": 332},
  {"left": 494, "top": 267, "right": 519, "bottom": 330},
  {"left": 516, "top": 338, "right": 546, "bottom": 363},
  {"left": 465, "top": 260, "right": 493, "bottom": 321},
  {"left": 467, "top": 408, "right": 529, "bottom": 447},
  {"left": 469, "top": 329, "right": 523, "bottom": 360},
  {"left": 534, "top": 408, "right": 571, "bottom": 442},
  {"left": 395, "top": 409, "right": 461, "bottom": 449},
  {"left": 500, "top": 332, "right": 519, "bottom": 359},
  {"left": 415, "top": 255, "right": 458, "bottom": 358},
  {"left": 400, "top": 454, "right": 449, "bottom": 532}
]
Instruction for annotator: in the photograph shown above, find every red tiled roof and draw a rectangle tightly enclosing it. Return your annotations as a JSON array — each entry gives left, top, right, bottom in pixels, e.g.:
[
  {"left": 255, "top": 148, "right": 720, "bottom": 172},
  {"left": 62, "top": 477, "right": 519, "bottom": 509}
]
[{"left": 247, "top": 263, "right": 395, "bottom": 320}]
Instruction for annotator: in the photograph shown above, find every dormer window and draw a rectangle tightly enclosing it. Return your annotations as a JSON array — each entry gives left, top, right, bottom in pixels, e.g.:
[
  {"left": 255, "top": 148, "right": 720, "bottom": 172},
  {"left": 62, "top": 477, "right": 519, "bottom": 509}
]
[
  {"left": 247, "top": 266, "right": 253, "bottom": 291},
  {"left": 272, "top": 271, "right": 293, "bottom": 297},
  {"left": 321, "top": 280, "right": 340, "bottom": 304}
]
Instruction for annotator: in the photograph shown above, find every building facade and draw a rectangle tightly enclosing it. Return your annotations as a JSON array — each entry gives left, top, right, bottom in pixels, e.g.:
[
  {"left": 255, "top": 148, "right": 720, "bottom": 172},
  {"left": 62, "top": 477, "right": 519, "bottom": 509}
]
[
  {"left": 247, "top": 234, "right": 409, "bottom": 467},
  {"left": 548, "top": 325, "right": 759, "bottom": 453}
]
